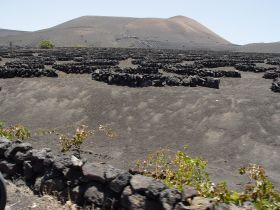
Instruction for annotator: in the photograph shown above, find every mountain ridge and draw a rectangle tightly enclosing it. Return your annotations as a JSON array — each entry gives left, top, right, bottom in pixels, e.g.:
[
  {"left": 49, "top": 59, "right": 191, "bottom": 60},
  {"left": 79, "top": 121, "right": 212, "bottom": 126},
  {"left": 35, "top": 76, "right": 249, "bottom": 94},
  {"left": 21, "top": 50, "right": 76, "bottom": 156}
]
[
  {"left": 0, "top": 15, "right": 279, "bottom": 53},
  {"left": 0, "top": 15, "right": 231, "bottom": 49},
  {"left": 0, "top": 29, "right": 27, "bottom": 38},
  {"left": 238, "top": 42, "right": 280, "bottom": 53}
]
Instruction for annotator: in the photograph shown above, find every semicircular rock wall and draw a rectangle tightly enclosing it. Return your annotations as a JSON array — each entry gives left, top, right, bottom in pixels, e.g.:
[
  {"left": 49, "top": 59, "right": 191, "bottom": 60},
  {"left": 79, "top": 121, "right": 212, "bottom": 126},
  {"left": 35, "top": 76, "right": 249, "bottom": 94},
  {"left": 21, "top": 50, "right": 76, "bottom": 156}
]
[{"left": 0, "top": 137, "right": 254, "bottom": 210}]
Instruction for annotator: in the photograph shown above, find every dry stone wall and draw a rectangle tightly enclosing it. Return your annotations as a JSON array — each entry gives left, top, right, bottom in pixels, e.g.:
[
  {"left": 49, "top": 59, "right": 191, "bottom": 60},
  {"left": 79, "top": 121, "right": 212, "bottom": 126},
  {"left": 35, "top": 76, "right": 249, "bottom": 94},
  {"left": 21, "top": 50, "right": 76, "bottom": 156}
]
[{"left": 0, "top": 137, "right": 256, "bottom": 210}]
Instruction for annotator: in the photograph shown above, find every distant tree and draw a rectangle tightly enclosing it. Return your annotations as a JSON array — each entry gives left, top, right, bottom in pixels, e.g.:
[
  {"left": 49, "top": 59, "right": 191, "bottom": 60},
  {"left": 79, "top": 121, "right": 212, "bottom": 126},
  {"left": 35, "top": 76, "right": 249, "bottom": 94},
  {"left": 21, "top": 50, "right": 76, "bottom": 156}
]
[
  {"left": 39, "top": 40, "right": 55, "bottom": 49},
  {"left": 73, "top": 44, "right": 83, "bottom": 48}
]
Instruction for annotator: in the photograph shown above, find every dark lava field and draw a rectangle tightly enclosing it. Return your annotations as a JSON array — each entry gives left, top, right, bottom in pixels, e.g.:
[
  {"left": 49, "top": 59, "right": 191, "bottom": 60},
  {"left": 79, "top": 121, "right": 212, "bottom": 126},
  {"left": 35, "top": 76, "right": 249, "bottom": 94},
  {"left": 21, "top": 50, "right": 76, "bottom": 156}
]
[{"left": 0, "top": 47, "right": 279, "bottom": 190}]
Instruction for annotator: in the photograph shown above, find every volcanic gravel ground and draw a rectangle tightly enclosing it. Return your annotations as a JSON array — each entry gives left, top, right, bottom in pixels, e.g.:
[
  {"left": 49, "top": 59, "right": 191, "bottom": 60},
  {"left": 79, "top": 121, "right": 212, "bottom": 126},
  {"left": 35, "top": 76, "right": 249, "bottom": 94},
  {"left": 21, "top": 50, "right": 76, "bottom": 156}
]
[
  {"left": 0, "top": 72, "right": 279, "bottom": 190},
  {"left": 0, "top": 48, "right": 279, "bottom": 190}
]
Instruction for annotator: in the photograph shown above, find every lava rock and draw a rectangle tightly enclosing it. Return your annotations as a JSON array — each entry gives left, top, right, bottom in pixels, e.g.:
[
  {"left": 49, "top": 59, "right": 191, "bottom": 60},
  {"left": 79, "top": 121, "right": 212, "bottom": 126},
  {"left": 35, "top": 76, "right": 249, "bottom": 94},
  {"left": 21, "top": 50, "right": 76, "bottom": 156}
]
[
  {"left": 104, "top": 166, "right": 123, "bottom": 182},
  {"left": 52, "top": 156, "right": 73, "bottom": 175},
  {"left": 0, "top": 160, "right": 18, "bottom": 176},
  {"left": 71, "top": 184, "right": 88, "bottom": 205},
  {"left": 263, "top": 70, "right": 280, "bottom": 79},
  {"left": 14, "top": 151, "right": 32, "bottom": 164},
  {"left": 0, "top": 138, "right": 11, "bottom": 157},
  {"left": 71, "top": 155, "right": 84, "bottom": 167},
  {"left": 271, "top": 77, "right": 280, "bottom": 92},
  {"left": 181, "top": 185, "right": 198, "bottom": 201},
  {"left": 82, "top": 162, "right": 117, "bottom": 183},
  {"left": 64, "top": 167, "right": 83, "bottom": 186},
  {"left": 23, "top": 160, "right": 34, "bottom": 180},
  {"left": 0, "top": 137, "right": 10, "bottom": 144},
  {"left": 110, "top": 172, "right": 132, "bottom": 193},
  {"left": 189, "top": 196, "right": 216, "bottom": 210},
  {"left": 124, "top": 193, "right": 146, "bottom": 210},
  {"left": 43, "top": 177, "right": 66, "bottom": 192},
  {"left": 174, "top": 202, "right": 190, "bottom": 210},
  {"left": 4, "top": 142, "right": 32, "bottom": 159},
  {"left": 160, "top": 188, "right": 182, "bottom": 210},
  {"left": 130, "top": 174, "right": 167, "bottom": 199},
  {"left": 84, "top": 182, "right": 105, "bottom": 206},
  {"left": 30, "top": 148, "right": 54, "bottom": 173}
]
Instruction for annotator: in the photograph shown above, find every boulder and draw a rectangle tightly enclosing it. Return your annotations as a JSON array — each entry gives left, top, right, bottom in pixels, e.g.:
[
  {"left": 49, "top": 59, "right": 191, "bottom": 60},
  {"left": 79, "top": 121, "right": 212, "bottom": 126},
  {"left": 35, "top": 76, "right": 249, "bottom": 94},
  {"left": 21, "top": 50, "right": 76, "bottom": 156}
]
[
  {"left": 0, "top": 160, "right": 18, "bottom": 176},
  {"left": 84, "top": 182, "right": 105, "bottom": 206},
  {"left": 124, "top": 194, "right": 146, "bottom": 210},
  {"left": 181, "top": 185, "right": 198, "bottom": 201},
  {"left": 166, "top": 76, "right": 182, "bottom": 86},
  {"left": 0, "top": 137, "right": 10, "bottom": 144},
  {"left": 263, "top": 70, "right": 280, "bottom": 79},
  {"left": 121, "top": 186, "right": 162, "bottom": 210},
  {"left": 23, "top": 160, "right": 34, "bottom": 180},
  {"left": 160, "top": 188, "right": 181, "bottom": 210},
  {"left": 64, "top": 167, "right": 83, "bottom": 186},
  {"left": 34, "top": 174, "right": 66, "bottom": 194},
  {"left": 271, "top": 78, "right": 280, "bottom": 92},
  {"left": 0, "top": 139, "right": 11, "bottom": 157},
  {"left": 4, "top": 142, "right": 32, "bottom": 159},
  {"left": 104, "top": 166, "right": 123, "bottom": 182},
  {"left": 130, "top": 174, "right": 167, "bottom": 199},
  {"left": 14, "top": 151, "right": 32, "bottom": 164},
  {"left": 110, "top": 172, "right": 132, "bottom": 193},
  {"left": 174, "top": 202, "right": 190, "bottom": 210},
  {"left": 189, "top": 196, "right": 216, "bottom": 210},
  {"left": 121, "top": 186, "right": 133, "bottom": 208},
  {"left": 71, "top": 184, "right": 88, "bottom": 205},
  {"left": 43, "top": 177, "right": 66, "bottom": 192},
  {"left": 52, "top": 156, "right": 72, "bottom": 175},
  {"left": 82, "top": 162, "right": 118, "bottom": 183},
  {"left": 30, "top": 148, "right": 54, "bottom": 173},
  {"left": 71, "top": 155, "right": 84, "bottom": 167}
]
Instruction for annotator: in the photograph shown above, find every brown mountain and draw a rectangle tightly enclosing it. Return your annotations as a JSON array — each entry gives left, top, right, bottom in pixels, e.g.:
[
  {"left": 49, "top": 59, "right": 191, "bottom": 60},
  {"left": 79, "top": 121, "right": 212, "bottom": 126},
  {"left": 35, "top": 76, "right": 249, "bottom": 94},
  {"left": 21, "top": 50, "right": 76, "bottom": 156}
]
[
  {"left": 0, "top": 15, "right": 231, "bottom": 49},
  {"left": 0, "top": 29, "right": 27, "bottom": 38},
  {"left": 238, "top": 42, "right": 280, "bottom": 53}
]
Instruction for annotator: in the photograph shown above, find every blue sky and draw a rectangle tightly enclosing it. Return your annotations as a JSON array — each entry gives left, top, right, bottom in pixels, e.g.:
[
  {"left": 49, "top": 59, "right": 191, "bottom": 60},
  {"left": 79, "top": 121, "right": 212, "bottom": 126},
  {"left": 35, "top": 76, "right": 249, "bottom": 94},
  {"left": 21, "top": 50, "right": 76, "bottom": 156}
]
[{"left": 1, "top": 0, "right": 279, "bottom": 45}]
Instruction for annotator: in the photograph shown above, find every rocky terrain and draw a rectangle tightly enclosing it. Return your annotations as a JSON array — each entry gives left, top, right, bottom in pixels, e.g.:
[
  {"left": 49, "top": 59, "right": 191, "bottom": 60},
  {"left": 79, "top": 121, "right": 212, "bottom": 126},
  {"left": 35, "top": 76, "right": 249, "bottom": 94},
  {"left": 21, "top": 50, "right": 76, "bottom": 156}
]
[
  {"left": 0, "top": 47, "right": 279, "bottom": 196},
  {"left": 0, "top": 138, "right": 256, "bottom": 210}
]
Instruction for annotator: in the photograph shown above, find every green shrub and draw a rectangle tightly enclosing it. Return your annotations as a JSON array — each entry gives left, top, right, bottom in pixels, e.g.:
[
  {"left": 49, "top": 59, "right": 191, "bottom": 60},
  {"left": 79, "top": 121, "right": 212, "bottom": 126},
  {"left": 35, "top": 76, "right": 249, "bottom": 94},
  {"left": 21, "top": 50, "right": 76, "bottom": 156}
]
[
  {"left": 0, "top": 120, "right": 31, "bottom": 140},
  {"left": 39, "top": 40, "right": 55, "bottom": 49},
  {"left": 239, "top": 165, "right": 280, "bottom": 209},
  {"left": 73, "top": 44, "right": 84, "bottom": 48},
  {"left": 57, "top": 124, "right": 117, "bottom": 157},
  {"left": 135, "top": 146, "right": 280, "bottom": 209}
]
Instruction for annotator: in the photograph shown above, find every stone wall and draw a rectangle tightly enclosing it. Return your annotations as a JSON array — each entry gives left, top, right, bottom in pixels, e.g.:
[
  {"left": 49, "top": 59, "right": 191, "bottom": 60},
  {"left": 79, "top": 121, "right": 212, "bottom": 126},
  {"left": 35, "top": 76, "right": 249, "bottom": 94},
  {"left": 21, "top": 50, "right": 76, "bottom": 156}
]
[{"left": 0, "top": 138, "right": 254, "bottom": 210}]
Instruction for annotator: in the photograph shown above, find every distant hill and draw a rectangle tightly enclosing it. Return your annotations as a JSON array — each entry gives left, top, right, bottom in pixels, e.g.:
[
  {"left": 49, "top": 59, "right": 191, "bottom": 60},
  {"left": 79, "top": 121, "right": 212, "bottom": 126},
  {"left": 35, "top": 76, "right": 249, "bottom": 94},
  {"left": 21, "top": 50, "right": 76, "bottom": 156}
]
[
  {"left": 237, "top": 42, "right": 280, "bottom": 54},
  {"left": 0, "top": 29, "right": 27, "bottom": 38},
  {"left": 0, "top": 15, "right": 231, "bottom": 49}
]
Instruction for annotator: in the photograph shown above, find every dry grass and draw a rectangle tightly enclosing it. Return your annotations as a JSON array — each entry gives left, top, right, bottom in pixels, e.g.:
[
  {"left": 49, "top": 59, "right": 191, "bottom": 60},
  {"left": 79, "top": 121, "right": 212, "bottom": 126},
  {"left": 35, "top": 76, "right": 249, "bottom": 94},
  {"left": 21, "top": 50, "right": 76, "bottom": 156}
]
[{"left": 5, "top": 181, "right": 77, "bottom": 210}]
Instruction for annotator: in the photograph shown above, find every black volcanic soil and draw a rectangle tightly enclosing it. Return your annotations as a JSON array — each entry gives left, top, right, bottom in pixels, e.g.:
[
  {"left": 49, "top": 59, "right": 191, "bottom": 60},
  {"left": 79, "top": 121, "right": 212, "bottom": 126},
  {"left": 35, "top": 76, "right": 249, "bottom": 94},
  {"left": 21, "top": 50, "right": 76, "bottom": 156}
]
[
  {"left": 0, "top": 47, "right": 279, "bottom": 191},
  {"left": 0, "top": 71, "right": 279, "bottom": 190}
]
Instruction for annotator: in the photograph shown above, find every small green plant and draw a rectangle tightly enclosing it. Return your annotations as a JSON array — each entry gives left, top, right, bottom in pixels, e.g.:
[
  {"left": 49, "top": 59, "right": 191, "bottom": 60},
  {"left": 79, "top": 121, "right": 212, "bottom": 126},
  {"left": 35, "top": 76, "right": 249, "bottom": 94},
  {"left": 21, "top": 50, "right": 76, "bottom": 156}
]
[
  {"left": 239, "top": 164, "right": 280, "bottom": 209},
  {"left": 0, "top": 120, "right": 31, "bottom": 140},
  {"left": 57, "top": 124, "right": 117, "bottom": 157},
  {"left": 135, "top": 146, "right": 210, "bottom": 191},
  {"left": 59, "top": 125, "right": 92, "bottom": 153},
  {"left": 135, "top": 146, "right": 280, "bottom": 209},
  {"left": 39, "top": 40, "right": 55, "bottom": 49}
]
